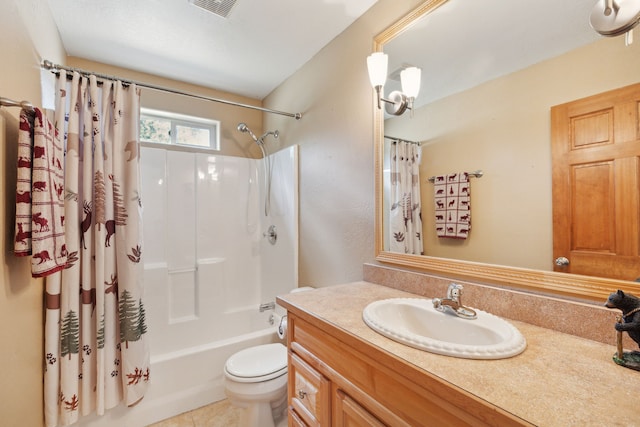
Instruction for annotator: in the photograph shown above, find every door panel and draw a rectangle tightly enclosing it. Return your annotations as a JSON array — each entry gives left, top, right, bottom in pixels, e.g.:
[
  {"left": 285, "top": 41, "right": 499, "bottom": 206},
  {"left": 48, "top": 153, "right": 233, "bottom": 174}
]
[
  {"left": 571, "top": 161, "right": 614, "bottom": 252},
  {"left": 552, "top": 83, "right": 640, "bottom": 280},
  {"left": 571, "top": 109, "right": 612, "bottom": 148}
]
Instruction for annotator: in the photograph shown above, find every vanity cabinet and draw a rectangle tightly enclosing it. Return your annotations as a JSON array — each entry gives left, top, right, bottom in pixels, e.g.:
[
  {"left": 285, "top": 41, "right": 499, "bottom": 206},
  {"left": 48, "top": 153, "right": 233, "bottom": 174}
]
[{"left": 285, "top": 311, "right": 529, "bottom": 427}]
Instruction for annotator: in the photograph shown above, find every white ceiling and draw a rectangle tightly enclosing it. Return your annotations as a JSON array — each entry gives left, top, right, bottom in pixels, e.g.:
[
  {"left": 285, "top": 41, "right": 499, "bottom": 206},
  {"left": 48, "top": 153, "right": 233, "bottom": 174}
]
[
  {"left": 384, "top": 0, "right": 603, "bottom": 109},
  {"left": 45, "top": 0, "right": 608, "bottom": 105},
  {"left": 45, "top": 0, "right": 380, "bottom": 100}
]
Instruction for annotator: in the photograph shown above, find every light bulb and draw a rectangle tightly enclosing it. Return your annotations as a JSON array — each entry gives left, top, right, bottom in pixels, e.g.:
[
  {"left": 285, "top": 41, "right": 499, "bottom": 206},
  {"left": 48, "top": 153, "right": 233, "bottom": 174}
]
[
  {"left": 400, "top": 67, "right": 421, "bottom": 98},
  {"left": 367, "top": 52, "right": 388, "bottom": 88}
]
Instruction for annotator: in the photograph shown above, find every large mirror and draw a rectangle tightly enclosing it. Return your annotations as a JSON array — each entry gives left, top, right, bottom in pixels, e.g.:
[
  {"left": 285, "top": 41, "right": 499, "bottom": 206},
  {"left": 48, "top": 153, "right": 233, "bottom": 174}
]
[{"left": 374, "top": 0, "right": 640, "bottom": 301}]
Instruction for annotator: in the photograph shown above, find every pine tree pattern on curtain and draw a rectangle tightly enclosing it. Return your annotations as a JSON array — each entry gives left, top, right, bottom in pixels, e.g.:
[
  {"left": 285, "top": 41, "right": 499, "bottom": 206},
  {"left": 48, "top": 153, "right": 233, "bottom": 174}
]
[
  {"left": 44, "top": 70, "right": 149, "bottom": 427},
  {"left": 389, "top": 140, "right": 423, "bottom": 255}
]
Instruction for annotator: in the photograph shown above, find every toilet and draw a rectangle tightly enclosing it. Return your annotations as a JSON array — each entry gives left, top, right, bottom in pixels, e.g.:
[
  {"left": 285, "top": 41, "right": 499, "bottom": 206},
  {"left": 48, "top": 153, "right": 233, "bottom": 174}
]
[
  {"left": 224, "top": 288, "right": 313, "bottom": 427},
  {"left": 224, "top": 342, "right": 288, "bottom": 427}
]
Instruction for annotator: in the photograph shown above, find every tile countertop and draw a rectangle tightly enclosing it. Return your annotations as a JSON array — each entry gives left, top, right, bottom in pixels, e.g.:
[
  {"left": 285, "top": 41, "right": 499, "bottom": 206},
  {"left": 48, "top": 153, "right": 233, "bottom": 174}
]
[{"left": 277, "top": 282, "right": 640, "bottom": 427}]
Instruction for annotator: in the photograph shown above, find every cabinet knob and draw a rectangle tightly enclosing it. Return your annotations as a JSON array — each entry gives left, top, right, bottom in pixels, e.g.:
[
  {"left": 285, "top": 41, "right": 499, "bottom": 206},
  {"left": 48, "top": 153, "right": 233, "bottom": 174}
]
[
  {"left": 298, "top": 389, "right": 307, "bottom": 400},
  {"left": 554, "top": 256, "right": 570, "bottom": 266}
]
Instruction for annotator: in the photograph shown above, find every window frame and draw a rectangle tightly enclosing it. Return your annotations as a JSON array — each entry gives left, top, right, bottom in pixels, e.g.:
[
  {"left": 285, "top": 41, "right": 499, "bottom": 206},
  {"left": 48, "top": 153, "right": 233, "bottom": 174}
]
[{"left": 140, "top": 107, "right": 221, "bottom": 152}]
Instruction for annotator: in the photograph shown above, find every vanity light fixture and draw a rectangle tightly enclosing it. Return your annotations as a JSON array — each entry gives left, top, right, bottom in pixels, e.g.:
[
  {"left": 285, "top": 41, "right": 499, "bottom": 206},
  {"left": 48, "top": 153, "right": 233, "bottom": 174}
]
[
  {"left": 367, "top": 52, "right": 421, "bottom": 116},
  {"left": 590, "top": 0, "right": 640, "bottom": 45}
]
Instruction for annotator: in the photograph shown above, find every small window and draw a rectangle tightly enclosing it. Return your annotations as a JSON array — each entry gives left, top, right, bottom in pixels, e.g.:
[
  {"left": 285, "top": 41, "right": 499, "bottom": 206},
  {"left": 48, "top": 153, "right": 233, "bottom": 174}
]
[{"left": 140, "top": 108, "right": 220, "bottom": 151}]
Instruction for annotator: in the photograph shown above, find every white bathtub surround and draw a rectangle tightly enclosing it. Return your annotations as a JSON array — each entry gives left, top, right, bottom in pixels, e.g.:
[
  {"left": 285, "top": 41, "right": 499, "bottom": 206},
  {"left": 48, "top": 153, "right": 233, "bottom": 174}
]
[
  {"left": 141, "top": 146, "right": 298, "bottom": 354},
  {"left": 71, "top": 145, "right": 298, "bottom": 427}
]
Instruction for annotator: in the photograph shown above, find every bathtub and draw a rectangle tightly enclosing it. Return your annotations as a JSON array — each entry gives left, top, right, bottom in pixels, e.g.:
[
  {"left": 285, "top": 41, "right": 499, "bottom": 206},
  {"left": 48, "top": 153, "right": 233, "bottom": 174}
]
[
  {"left": 137, "top": 305, "right": 283, "bottom": 426},
  {"left": 75, "top": 306, "right": 283, "bottom": 427}
]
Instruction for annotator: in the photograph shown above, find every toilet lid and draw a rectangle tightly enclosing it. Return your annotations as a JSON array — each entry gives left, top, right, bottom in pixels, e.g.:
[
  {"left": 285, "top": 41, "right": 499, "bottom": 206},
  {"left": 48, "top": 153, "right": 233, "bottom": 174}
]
[{"left": 225, "top": 343, "right": 287, "bottom": 379}]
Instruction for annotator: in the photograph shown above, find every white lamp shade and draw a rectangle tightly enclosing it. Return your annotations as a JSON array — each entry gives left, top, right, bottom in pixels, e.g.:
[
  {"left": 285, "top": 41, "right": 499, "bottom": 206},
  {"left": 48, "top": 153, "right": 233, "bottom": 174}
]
[
  {"left": 367, "top": 52, "right": 388, "bottom": 87},
  {"left": 400, "top": 67, "right": 421, "bottom": 98}
]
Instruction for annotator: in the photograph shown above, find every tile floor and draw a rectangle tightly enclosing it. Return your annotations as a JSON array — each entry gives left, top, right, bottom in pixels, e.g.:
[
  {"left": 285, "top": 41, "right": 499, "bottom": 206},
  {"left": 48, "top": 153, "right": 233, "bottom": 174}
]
[{"left": 147, "top": 399, "right": 242, "bottom": 427}]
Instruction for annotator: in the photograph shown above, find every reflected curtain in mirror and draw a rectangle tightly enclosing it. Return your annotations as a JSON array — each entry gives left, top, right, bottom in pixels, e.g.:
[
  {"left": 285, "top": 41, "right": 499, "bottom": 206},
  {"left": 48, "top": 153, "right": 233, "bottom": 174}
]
[{"left": 389, "top": 140, "right": 423, "bottom": 255}]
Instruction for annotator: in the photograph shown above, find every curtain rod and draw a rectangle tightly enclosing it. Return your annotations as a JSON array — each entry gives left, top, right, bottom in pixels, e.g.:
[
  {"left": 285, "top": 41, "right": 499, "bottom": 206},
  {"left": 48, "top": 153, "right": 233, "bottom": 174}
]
[
  {"left": 384, "top": 135, "right": 420, "bottom": 145},
  {"left": 0, "top": 96, "right": 34, "bottom": 113},
  {"left": 41, "top": 60, "right": 302, "bottom": 120}
]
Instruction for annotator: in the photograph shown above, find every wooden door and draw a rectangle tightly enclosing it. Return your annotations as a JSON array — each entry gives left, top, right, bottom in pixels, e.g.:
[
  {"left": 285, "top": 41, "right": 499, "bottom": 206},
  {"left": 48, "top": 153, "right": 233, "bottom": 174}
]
[{"left": 551, "top": 83, "right": 640, "bottom": 280}]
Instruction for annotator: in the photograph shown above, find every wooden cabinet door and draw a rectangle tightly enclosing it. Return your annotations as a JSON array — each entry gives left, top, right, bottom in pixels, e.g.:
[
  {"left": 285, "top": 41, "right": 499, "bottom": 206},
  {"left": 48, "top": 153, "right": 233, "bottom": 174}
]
[
  {"left": 551, "top": 83, "right": 640, "bottom": 280},
  {"left": 333, "top": 389, "right": 386, "bottom": 427},
  {"left": 289, "top": 352, "right": 330, "bottom": 427}
]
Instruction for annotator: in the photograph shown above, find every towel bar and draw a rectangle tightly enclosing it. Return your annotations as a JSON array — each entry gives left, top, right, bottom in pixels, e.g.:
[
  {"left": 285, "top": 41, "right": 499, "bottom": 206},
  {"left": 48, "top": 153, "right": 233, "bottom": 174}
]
[
  {"left": 428, "top": 170, "right": 483, "bottom": 183},
  {"left": 0, "top": 96, "right": 34, "bottom": 113}
]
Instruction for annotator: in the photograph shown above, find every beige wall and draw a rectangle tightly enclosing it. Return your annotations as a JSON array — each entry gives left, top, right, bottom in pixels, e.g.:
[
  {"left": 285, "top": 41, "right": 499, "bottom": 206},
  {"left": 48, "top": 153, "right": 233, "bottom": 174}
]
[
  {"left": 264, "top": 0, "right": 424, "bottom": 287},
  {"left": 0, "top": 1, "right": 65, "bottom": 426},
  {"left": 385, "top": 36, "right": 640, "bottom": 271}
]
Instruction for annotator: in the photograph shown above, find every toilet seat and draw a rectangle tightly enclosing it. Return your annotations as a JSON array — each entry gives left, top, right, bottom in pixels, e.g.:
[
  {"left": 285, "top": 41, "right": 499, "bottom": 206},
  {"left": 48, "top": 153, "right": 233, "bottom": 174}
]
[{"left": 225, "top": 343, "right": 287, "bottom": 383}]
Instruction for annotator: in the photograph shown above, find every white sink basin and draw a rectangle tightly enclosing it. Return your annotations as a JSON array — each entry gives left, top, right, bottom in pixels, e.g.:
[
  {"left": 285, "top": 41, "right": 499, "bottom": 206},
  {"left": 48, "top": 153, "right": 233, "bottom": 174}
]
[{"left": 362, "top": 298, "right": 526, "bottom": 359}]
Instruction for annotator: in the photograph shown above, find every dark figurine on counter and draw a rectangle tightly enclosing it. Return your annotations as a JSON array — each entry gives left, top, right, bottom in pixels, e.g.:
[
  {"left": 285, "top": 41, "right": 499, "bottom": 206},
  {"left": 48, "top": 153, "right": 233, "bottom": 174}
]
[
  {"left": 605, "top": 289, "right": 640, "bottom": 370},
  {"left": 606, "top": 290, "right": 640, "bottom": 345}
]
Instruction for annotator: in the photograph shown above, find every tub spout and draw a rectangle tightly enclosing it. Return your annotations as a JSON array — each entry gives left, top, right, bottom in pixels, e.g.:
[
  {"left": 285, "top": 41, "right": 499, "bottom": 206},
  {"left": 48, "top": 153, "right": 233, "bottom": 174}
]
[{"left": 259, "top": 302, "right": 275, "bottom": 312}]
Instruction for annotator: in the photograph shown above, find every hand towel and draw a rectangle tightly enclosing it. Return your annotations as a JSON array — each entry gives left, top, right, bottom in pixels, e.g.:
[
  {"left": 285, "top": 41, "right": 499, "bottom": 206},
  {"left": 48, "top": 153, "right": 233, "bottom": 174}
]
[
  {"left": 434, "top": 171, "right": 471, "bottom": 239},
  {"left": 25, "top": 108, "right": 67, "bottom": 277},
  {"left": 14, "top": 109, "right": 34, "bottom": 256}
]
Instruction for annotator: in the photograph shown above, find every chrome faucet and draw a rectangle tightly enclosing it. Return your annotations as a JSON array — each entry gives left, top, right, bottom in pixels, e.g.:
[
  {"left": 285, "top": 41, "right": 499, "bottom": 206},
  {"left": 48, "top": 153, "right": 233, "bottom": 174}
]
[{"left": 432, "top": 283, "right": 477, "bottom": 319}]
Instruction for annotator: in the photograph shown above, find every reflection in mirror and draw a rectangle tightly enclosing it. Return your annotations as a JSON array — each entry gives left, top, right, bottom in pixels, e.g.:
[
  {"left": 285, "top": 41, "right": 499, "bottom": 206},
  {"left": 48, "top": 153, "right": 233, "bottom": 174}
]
[{"left": 374, "top": 0, "right": 640, "bottom": 301}]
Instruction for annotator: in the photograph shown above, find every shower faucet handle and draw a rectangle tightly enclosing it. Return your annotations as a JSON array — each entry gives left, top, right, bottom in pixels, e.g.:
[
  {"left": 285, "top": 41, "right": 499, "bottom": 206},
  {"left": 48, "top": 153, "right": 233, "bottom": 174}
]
[{"left": 264, "top": 225, "right": 277, "bottom": 245}]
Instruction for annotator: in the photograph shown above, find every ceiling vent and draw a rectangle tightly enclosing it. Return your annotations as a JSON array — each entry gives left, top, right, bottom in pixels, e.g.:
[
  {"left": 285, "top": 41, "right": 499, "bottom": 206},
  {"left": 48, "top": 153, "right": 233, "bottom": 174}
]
[
  {"left": 188, "top": 0, "right": 237, "bottom": 18},
  {"left": 388, "top": 63, "right": 416, "bottom": 82}
]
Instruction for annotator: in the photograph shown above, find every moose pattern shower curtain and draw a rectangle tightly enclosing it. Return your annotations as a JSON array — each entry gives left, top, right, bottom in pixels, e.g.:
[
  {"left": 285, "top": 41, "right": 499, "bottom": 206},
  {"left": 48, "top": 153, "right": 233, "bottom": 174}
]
[
  {"left": 389, "top": 140, "right": 423, "bottom": 255},
  {"left": 44, "top": 71, "right": 149, "bottom": 427}
]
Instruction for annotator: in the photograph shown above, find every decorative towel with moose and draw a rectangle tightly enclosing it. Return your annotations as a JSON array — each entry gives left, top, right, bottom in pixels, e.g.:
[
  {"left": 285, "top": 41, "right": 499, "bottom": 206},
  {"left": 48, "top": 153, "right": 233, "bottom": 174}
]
[
  {"left": 433, "top": 172, "right": 471, "bottom": 239},
  {"left": 14, "top": 108, "right": 67, "bottom": 276}
]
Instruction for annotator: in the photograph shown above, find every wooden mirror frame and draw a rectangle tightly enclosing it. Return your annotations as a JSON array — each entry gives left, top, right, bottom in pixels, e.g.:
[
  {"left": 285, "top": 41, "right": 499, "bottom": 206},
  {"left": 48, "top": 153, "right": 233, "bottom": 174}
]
[{"left": 373, "top": 0, "right": 639, "bottom": 302}]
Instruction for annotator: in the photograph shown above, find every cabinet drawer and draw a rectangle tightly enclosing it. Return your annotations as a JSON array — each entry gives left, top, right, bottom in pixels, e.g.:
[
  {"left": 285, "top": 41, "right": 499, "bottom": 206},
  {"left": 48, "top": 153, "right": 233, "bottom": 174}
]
[
  {"left": 289, "top": 352, "right": 330, "bottom": 427},
  {"left": 288, "top": 407, "right": 307, "bottom": 427},
  {"left": 334, "top": 389, "right": 387, "bottom": 427}
]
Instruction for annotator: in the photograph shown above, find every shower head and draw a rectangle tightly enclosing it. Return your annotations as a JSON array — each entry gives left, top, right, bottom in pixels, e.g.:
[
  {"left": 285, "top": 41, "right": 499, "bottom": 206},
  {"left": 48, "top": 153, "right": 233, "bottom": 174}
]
[
  {"left": 238, "top": 123, "right": 280, "bottom": 146},
  {"left": 237, "top": 122, "right": 259, "bottom": 143}
]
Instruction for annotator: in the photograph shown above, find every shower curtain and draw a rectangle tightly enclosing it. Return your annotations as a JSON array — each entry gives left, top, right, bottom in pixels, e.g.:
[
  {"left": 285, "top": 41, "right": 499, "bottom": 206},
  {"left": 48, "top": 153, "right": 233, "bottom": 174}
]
[
  {"left": 44, "top": 71, "right": 150, "bottom": 427},
  {"left": 389, "top": 140, "right": 423, "bottom": 255}
]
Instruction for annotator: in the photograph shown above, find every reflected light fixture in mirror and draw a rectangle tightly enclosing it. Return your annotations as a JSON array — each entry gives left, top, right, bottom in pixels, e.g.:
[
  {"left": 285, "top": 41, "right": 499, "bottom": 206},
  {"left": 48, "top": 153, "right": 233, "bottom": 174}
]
[
  {"left": 590, "top": 0, "right": 640, "bottom": 45},
  {"left": 366, "top": 52, "right": 421, "bottom": 116}
]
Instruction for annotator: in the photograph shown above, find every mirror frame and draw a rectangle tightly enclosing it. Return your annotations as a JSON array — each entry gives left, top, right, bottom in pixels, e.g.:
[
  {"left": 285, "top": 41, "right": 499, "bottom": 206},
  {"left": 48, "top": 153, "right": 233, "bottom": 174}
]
[{"left": 373, "top": 0, "right": 639, "bottom": 302}]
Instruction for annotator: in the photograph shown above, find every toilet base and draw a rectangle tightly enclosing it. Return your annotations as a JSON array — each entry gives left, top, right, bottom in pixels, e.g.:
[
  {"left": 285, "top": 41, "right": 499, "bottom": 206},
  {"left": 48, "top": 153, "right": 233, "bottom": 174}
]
[
  {"left": 224, "top": 374, "right": 287, "bottom": 427},
  {"left": 230, "top": 393, "right": 286, "bottom": 427},
  {"left": 223, "top": 343, "right": 289, "bottom": 427}
]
